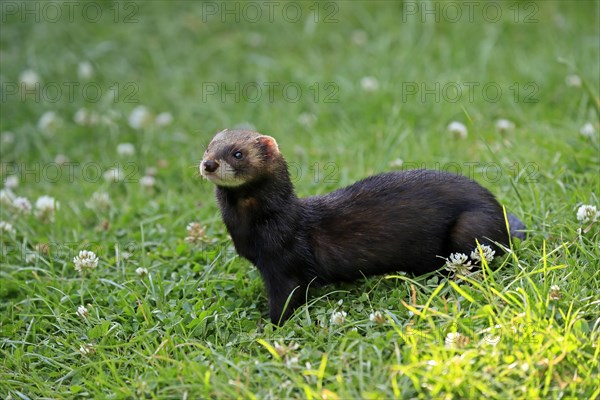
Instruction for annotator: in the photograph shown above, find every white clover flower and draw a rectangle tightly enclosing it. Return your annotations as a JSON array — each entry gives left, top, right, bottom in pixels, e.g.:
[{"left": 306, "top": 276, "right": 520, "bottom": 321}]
[
  {"left": 73, "top": 250, "right": 99, "bottom": 273},
  {"left": 19, "top": 69, "right": 40, "bottom": 90},
  {"left": 389, "top": 158, "right": 404, "bottom": 168},
  {"left": 549, "top": 285, "right": 561, "bottom": 301},
  {"left": 4, "top": 175, "right": 18, "bottom": 189},
  {"left": 99, "top": 109, "right": 120, "bottom": 127},
  {"left": 135, "top": 267, "right": 148, "bottom": 277},
  {"left": 185, "top": 222, "right": 206, "bottom": 244},
  {"left": 54, "top": 154, "right": 69, "bottom": 165},
  {"left": 330, "top": 310, "right": 347, "bottom": 325},
  {"left": 579, "top": 122, "right": 595, "bottom": 138},
  {"left": 285, "top": 356, "right": 299, "bottom": 368},
  {"left": 351, "top": 30, "right": 368, "bottom": 46},
  {"left": 360, "top": 76, "right": 379, "bottom": 92},
  {"left": 77, "top": 305, "right": 89, "bottom": 319},
  {"left": 298, "top": 112, "right": 316, "bottom": 128},
  {"left": 1, "top": 131, "right": 15, "bottom": 145},
  {"left": 35, "top": 243, "right": 49, "bottom": 256},
  {"left": 145, "top": 167, "right": 157, "bottom": 176},
  {"left": 369, "top": 310, "right": 386, "bottom": 324},
  {"left": 446, "top": 252, "right": 470, "bottom": 268},
  {"left": 447, "top": 121, "right": 468, "bottom": 139},
  {"left": 85, "top": 191, "right": 112, "bottom": 211},
  {"left": 77, "top": 61, "right": 94, "bottom": 79},
  {"left": 140, "top": 175, "right": 155, "bottom": 188},
  {"left": 12, "top": 196, "right": 32, "bottom": 214},
  {"left": 0, "top": 221, "right": 16, "bottom": 236},
  {"left": 478, "top": 324, "right": 502, "bottom": 346},
  {"left": 445, "top": 332, "right": 470, "bottom": 348},
  {"left": 565, "top": 74, "right": 582, "bottom": 88},
  {"left": 74, "top": 108, "right": 99, "bottom": 126},
  {"left": 576, "top": 204, "right": 599, "bottom": 223},
  {"left": 495, "top": 118, "right": 515, "bottom": 133},
  {"left": 25, "top": 252, "right": 38, "bottom": 264},
  {"left": 79, "top": 343, "right": 95, "bottom": 355},
  {"left": 155, "top": 112, "right": 173, "bottom": 127},
  {"left": 128, "top": 105, "right": 151, "bottom": 130},
  {"left": 280, "top": 351, "right": 299, "bottom": 366},
  {"left": 0, "top": 188, "right": 15, "bottom": 205},
  {"left": 273, "top": 341, "right": 285, "bottom": 355},
  {"left": 444, "top": 252, "right": 472, "bottom": 276},
  {"left": 273, "top": 341, "right": 300, "bottom": 358},
  {"left": 35, "top": 195, "right": 59, "bottom": 222},
  {"left": 38, "top": 111, "right": 59, "bottom": 135},
  {"left": 103, "top": 167, "right": 124, "bottom": 183},
  {"left": 116, "top": 143, "right": 135, "bottom": 156},
  {"left": 470, "top": 244, "right": 495, "bottom": 264},
  {"left": 73, "top": 108, "right": 86, "bottom": 125}
]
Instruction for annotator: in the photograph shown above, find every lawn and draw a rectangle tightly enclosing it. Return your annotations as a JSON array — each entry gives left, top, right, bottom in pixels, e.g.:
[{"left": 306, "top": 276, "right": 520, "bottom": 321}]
[{"left": 1, "top": 1, "right": 599, "bottom": 399}]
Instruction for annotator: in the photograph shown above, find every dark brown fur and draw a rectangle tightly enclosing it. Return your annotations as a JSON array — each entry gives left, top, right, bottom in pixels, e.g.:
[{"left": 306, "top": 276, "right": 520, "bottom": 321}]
[{"left": 200, "top": 129, "right": 525, "bottom": 325}]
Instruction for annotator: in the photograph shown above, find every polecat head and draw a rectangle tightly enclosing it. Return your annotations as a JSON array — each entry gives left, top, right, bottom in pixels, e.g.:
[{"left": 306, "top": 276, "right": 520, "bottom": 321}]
[{"left": 200, "top": 129, "right": 283, "bottom": 188}]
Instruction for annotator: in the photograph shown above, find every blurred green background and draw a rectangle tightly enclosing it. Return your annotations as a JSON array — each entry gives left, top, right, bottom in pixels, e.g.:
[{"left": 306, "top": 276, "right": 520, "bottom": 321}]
[
  {"left": 1, "top": 1, "right": 599, "bottom": 398},
  {"left": 3, "top": 1, "right": 598, "bottom": 185}
]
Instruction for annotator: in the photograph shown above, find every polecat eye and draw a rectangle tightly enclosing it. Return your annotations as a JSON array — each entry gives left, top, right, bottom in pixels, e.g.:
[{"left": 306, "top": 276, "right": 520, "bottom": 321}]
[{"left": 233, "top": 151, "right": 243, "bottom": 159}]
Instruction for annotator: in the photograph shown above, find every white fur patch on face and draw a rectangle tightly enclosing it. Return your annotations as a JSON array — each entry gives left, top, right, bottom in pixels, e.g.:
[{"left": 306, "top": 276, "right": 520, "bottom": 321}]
[{"left": 201, "top": 159, "right": 247, "bottom": 187}]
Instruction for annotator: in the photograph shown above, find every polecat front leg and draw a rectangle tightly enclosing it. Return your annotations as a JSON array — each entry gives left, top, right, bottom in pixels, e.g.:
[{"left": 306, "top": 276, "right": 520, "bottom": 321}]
[{"left": 260, "top": 270, "right": 307, "bottom": 325}]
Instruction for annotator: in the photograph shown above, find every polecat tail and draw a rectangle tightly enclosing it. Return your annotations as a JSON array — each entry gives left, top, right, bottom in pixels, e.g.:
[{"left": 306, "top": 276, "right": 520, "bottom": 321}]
[{"left": 508, "top": 213, "right": 527, "bottom": 240}]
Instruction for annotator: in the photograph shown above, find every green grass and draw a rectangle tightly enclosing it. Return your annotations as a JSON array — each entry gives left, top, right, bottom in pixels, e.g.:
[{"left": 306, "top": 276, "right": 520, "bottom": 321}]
[{"left": 1, "top": 1, "right": 599, "bottom": 398}]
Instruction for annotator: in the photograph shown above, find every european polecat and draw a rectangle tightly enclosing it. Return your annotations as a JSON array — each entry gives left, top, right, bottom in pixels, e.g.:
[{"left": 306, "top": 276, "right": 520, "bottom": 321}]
[{"left": 200, "top": 129, "right": 525, "bottom": 325}]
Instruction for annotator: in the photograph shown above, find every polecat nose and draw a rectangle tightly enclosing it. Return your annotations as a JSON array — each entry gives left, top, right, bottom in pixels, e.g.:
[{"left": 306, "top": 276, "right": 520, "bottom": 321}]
[{"left": 203, "top": 160, "right": 219, "bottom": 173}]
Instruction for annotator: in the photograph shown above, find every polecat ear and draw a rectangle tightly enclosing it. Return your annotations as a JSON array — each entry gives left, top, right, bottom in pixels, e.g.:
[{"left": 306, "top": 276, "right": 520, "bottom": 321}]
[{"left": 257, "top": 135, "right": 280, "bottom": 158}]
